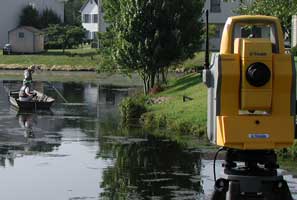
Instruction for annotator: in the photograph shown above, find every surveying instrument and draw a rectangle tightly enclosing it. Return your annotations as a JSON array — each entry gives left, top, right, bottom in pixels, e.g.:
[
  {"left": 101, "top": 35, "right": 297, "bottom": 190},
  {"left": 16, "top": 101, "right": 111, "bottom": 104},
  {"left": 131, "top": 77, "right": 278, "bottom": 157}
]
[{"left": 203, "top": 11, "right": 296, "bottom": 200}]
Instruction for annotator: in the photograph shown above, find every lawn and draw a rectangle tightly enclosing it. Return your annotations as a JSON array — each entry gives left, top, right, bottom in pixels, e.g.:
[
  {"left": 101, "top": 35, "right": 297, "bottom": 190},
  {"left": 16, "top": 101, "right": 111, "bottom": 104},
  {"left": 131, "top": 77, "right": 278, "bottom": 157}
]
[
  {"left": 149, "top": 73, "right": 207, "bottom": 130},
  {"left": 0, "top": 48, "right": 101, "bottom": 71},
  {"left": 174, "top": 52, "right": 206, "bottom": 70}
]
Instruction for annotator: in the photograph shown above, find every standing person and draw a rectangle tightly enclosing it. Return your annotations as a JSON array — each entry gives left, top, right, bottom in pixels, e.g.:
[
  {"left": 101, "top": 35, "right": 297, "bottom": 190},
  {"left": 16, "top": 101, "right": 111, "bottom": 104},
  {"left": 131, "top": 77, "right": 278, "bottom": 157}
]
[
  {"left": 24, "top": 65, "right": 36, "bottom": 83},
  {"left": 19, "top": 81, "right": 36, "bottom": 102}
]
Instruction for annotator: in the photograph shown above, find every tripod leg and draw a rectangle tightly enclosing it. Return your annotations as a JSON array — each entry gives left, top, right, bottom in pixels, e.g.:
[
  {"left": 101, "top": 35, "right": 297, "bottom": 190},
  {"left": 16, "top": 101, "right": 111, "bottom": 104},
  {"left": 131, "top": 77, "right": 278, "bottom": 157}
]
[
  {"left": 263, "top": 180, "right": 293, "bottom": 200},
  {"left": 272, "top": 180, "right": 293, "bottom": 200},
  {"left": 211, "top": 190, "right": 227, "bottom": 200},
  {"left": 227, "top": 181, "right": 241, "bottom": 200},
  {"left": 211, "top": 178, "right": 229, "bottom": 200}
]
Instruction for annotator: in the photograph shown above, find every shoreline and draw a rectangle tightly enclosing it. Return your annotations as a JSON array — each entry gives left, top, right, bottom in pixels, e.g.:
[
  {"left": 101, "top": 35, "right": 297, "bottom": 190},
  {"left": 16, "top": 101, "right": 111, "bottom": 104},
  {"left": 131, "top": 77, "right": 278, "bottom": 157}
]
[{"left": 0, "top": 64, "right": 96, "bottom": 71}]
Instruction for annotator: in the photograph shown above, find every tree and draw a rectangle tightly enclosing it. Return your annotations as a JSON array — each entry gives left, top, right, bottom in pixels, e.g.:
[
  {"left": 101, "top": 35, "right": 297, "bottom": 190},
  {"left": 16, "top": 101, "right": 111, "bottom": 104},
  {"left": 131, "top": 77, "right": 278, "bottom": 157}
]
[
  {"left": 65, "top": 0, "right": 86, "bottom": 25},
  {"left": 102, "top": 0, "right": 204, "bottom": 94},
  {"left": 46, "top": 25, "right": 85, "bottom": 52},
  {"left": 20, "top": 5, "right": 62, "bottom": 29},
  {"left": 39, "top": 9, "right": 62, "bottom": 29},
  {"left": 19, "top": 5, "right": 40, "bottom": 28},
  {"left": 237, "top": 0, "right": 297, "bottom": 38}
]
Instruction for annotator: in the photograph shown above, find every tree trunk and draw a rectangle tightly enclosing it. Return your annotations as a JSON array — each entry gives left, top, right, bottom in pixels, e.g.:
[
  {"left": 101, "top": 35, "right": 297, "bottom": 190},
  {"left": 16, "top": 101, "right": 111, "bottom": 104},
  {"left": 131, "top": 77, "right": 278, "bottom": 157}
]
[
  {"left": 142, "top": 75, "right": 151, "bottom": 95},
  {"left": 161, "top": 68, "right": 167, "bottom": 84},
  {"left": 150, "top": 71, "right": 156, "bottom": 89}
]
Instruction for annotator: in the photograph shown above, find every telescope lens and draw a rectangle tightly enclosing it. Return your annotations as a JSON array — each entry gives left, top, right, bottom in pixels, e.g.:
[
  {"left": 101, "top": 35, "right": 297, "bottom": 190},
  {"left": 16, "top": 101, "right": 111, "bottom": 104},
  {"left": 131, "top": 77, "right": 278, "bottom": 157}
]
[{"left": 246, "top": 62, "right": 271, "bottom": 87}]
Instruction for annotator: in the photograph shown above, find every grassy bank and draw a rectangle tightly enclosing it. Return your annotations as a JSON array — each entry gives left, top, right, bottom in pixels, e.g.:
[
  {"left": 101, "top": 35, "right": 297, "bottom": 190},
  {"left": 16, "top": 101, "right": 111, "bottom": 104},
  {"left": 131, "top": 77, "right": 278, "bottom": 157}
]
[
  {"left": 0, "top": 48, "right": 100, "bottom": 71},
  {"left": 143, "top": 73, "right": 207, "bottom": 135},
  {"left": 144, "top": 72, "right": 297, "bottom": 160}
]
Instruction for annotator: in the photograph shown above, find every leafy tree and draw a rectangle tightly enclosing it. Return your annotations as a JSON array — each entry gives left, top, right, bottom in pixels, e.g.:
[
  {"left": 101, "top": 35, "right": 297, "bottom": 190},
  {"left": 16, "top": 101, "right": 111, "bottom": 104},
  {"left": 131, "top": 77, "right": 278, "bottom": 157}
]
[
  {"left": 39, "top": 9, "right": 62, "bottom": 28},
  {"left": 65, "top": 0, "right": 86, "bottom": 25},
  {"left": 45, "top": 25, "right": 85, "bottom": 52},
  {"left": 20, "top": 5, "right": 62, "bottom": 29},
  {"left": 237, "top": 0, "right": 297, "bottom": 38},
  {"left": 19, "top": 5, "right": 40, "bottom": 28},
  {"left": 101, "top": 0, "right": 204, "bottom": 94}
]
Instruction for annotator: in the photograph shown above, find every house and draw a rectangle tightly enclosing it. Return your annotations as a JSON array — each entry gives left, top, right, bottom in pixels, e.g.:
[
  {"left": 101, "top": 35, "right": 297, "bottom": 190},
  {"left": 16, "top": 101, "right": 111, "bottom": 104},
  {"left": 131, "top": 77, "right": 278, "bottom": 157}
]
[
  {"left": 80, "top": 0, "right": 240, "bottom": 50},
  {"left": 0, "top": 0, "right": 64, "bottom": 48},
  {"left": 80, "top": 0, "right": 107, "bottom": 47},
  {"left": 204, "top": 0, "right": 241, "bottom": 51},
  {"left": 8, "top": 26, "right": 44, "bottom": 53}
]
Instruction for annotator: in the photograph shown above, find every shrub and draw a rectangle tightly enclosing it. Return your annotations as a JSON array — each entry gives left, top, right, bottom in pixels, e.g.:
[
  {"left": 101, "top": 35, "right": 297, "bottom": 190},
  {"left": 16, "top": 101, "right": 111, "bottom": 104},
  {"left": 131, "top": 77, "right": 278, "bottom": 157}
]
[
  {"left": 141, "top": 113, "right": 168, "bottom": 129},
  {"left": 119, "top": 97, "right": 147, "bottom": 126}
]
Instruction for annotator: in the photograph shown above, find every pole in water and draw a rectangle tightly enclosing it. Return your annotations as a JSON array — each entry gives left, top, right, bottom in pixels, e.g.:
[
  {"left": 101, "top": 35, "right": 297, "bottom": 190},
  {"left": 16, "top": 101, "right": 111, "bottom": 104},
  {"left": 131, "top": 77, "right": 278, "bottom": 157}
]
[{"left": 45, "top": 81, "right": 68, "bottom": 103}]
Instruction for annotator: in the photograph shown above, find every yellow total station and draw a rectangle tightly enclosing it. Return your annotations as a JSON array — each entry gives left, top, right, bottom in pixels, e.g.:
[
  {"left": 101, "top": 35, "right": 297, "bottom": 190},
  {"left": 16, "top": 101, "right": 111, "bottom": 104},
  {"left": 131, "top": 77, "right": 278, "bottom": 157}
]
[{"left": 203, "top": 15, "right": 296, "bottom": 150}]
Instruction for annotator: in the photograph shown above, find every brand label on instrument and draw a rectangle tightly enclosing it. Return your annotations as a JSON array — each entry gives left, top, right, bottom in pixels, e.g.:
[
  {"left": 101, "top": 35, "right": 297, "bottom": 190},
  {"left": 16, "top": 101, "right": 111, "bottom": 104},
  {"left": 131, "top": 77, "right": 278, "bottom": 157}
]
[{"left": 248, "top": 133, "right": 270, "bottom": 139}]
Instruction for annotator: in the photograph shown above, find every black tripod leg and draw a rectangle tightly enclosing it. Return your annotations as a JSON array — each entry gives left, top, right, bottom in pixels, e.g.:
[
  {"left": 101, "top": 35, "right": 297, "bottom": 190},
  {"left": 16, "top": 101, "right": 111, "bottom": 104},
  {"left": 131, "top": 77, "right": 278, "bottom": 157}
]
[
  {"left": 211, "top": 178, "right": 229, "bottom": 200},
  {"left": 275, "top": 180, "right": 293, "bottom": 200},
  {"left": 211, "top": 190, "right": 227, "bottom": 200},
  {"left": 228, "top": 181, "right": 241, "bottom": 200},
  {"left": 263, "top": 180, "right": 293, "bottom": 200}
]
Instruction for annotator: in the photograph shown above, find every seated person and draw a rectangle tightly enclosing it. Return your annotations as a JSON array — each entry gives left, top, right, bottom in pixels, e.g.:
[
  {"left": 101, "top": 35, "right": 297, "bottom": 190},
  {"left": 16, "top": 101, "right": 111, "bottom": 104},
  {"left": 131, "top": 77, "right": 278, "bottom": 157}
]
[{"left": 19, "top": 81, "right": 36, "bottom": 102}]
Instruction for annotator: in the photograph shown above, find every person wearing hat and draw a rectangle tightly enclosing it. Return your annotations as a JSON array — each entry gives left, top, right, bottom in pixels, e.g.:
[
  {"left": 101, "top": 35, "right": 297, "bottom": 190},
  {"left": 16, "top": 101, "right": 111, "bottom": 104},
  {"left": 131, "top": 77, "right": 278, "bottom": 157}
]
[
  {"left": 24, "top": 65, "right": 35, "bottom": 82},
  {"left": 19, "top": 80, "right": 36, "bottom": 102}
]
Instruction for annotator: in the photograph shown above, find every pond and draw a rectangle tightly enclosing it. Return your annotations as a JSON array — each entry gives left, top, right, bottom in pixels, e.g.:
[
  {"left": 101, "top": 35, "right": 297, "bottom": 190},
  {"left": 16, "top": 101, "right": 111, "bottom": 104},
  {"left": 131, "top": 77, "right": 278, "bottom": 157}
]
[{"left": 0, "top": 71, "right": 296, "bottom": 200}]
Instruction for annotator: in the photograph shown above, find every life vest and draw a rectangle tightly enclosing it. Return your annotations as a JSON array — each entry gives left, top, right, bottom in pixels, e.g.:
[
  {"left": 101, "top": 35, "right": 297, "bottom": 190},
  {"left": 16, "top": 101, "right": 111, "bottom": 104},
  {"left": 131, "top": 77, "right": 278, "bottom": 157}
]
[{"left": 19, "top": 85, "right": 29, "bottom": 97}]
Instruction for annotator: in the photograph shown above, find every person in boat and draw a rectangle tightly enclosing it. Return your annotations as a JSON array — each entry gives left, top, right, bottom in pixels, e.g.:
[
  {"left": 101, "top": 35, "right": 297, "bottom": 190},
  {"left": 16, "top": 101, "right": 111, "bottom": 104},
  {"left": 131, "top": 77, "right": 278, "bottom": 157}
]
[
  {"left": 24, "top": 65, "right": 36, "bottom": 82},
  {"left": 19, "top": 80, "right": 37, "bottom": 102}
]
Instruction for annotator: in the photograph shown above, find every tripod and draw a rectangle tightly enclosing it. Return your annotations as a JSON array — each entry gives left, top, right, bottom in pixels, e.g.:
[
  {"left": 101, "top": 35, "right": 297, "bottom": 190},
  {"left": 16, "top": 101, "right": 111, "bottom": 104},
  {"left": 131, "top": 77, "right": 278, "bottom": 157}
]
[{"left": 211, "top": 149, "right": 293, "bottom": 200}]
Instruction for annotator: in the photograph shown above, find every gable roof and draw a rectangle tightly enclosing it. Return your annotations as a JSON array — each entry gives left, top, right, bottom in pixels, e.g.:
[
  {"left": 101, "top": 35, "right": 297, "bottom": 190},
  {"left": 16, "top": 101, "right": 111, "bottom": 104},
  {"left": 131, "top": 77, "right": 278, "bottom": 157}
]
[
  {"left": 80, "top": 0, "right": 98, "bottom": 12},
  {"left": 9, "top": 26, "right": 44, "bottom": 34}
]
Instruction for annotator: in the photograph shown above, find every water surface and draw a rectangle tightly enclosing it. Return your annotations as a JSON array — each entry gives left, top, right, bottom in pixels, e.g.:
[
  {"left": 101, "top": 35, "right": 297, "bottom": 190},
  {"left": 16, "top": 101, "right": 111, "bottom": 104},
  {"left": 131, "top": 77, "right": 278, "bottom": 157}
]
[{"left": 0, "top": 72, "right": 296, "bottom": 200}]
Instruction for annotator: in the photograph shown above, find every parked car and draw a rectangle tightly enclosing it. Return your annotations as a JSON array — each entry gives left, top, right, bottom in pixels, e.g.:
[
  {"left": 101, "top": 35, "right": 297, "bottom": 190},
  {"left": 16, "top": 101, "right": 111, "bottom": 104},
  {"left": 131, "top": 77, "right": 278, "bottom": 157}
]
[{"left": 3, "top": 44, "right": 12, "bottom": 55}]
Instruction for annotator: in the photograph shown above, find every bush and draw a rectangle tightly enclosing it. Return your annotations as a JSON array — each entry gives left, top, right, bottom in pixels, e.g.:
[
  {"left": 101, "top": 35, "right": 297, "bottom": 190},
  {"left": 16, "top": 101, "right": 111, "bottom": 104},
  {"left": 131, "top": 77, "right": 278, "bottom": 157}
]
[
  {"left": 119, "top": 96, "right": 147, "bottom": 126},
  {"left": 278, "top": 140, "right": 297, "bottom": 159},
  {"left": 141, "top": 113, "right": 167, "bottom": 129},
  {"left": 96, "top": 54, "right": 118, "bottom": 73}
]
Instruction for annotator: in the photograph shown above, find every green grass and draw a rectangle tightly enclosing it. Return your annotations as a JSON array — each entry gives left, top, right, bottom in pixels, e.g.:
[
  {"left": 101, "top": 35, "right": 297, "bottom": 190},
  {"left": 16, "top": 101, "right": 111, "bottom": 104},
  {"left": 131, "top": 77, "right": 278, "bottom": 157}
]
[
  {"left": 174, "top": 52, "right": 206, "bottom": 70},
  {"left": 149, "top": 73, "right": 207, "bottom": 130},
  {"left": 0, "top": 48, "right": 101, "bottom": 70}
]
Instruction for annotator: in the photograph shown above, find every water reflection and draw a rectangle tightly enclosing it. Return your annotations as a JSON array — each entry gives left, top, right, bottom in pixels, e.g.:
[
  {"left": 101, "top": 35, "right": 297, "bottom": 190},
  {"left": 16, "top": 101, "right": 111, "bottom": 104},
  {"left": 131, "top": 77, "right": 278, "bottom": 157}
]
[
  {"left": 98, "top": 134, "right": 204, "bottom": 200},
  {"left": 18, "top": 112, "right": 35, "bottom": 138},
  {"left": 0, "top": 77, "right": 295, "bottom": 199}
]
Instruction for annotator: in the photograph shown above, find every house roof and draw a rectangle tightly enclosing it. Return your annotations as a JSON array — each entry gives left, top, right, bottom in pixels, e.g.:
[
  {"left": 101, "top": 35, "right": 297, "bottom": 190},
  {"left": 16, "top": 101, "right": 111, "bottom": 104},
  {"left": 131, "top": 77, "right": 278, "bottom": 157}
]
[
  {"left": 9, "top": 26, "right": 44, "bottom": 34},
  {"left": 80, "top": 0, "right": 98, "bottom": 12}
]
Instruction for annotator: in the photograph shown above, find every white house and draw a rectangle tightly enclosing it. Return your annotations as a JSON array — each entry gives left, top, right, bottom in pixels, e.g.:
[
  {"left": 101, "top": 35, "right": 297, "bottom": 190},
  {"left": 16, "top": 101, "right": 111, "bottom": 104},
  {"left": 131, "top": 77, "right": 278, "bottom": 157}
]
[
  {"left": 0, "top": 0, "right": 64, "bottom": 48},
  {"left": 204, "top": 0, "right": 241, "bottom": 50},
  {"left": 80, "top": 0, "right": 107, "bottom": 44},
  {"left": 80, "top": 0, "right": 240, "bottom": 50}
]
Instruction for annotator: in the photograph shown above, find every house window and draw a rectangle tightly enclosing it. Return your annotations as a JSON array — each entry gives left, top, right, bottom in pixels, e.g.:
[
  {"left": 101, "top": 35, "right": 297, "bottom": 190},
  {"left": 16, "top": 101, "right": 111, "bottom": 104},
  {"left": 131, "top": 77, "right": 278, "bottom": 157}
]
[
  {"left": 92, "top": 32, "right": 97, "bottom": 40},
  {"left": 83, "top": 14, "right": 91, "bottom": 23},
  {"left": 85, "top": 31, "right": 91, "bottom": 39},
  {"left": 93, "top": 14, "right": 98, "bottom": 23},
  {"left": 19, "top": 32, "right": 25, "bottom": 38},
  {"left": 210, "top": 0, "right": 221, "bottom": 13}
]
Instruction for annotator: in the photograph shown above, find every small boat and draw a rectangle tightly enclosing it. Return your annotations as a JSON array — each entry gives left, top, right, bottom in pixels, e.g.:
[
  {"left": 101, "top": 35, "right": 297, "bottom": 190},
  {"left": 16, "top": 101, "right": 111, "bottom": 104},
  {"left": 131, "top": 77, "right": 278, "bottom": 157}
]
[{"left": 9, "top": 90, "right": 55, "bottom": 110}]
